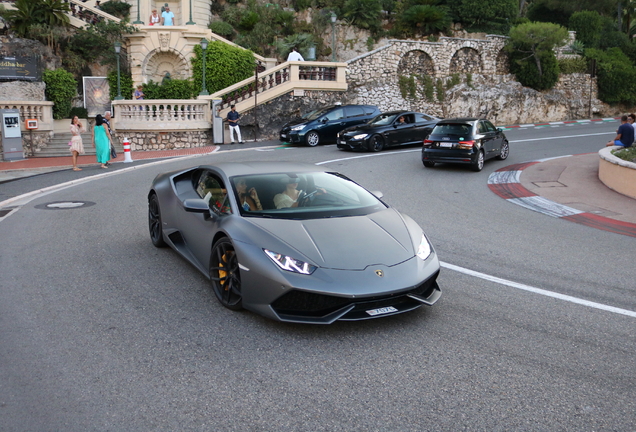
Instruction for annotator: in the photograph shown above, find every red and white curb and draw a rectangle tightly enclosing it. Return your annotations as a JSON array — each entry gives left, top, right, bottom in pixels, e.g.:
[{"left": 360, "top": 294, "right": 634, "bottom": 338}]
[
  {"left": 488, "top": 157, "right": 636, "bottom": 238},
  {"left": 500, "top": 117, "right": 620, "bottom": 130}
]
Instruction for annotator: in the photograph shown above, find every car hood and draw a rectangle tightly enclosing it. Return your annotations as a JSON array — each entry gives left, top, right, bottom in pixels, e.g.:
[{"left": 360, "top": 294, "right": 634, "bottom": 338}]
[
  {"left": 281, "top": 118, "right": 309, "bottom": 129},
  {"left": 340, "top": 123, "right": 378, "bottom": 135},
  {"left": 247, "top": 209, "right": 415, "bottom": 270}
]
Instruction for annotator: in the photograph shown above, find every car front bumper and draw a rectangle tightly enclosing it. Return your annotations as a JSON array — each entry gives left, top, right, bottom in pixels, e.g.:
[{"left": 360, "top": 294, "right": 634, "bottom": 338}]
[
  {"left": 336, "top": 137, "right": 368, "bottom": 151},
  {"left": 280, "top": 130, "right": 305, "bottom": 144},
  {"left": 233, "top": 240, "right": 442, "bottom": 324}
]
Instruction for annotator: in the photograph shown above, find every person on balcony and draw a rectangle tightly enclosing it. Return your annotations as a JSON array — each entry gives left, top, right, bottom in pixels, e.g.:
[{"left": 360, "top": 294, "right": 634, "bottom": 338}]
[
  {"left": 287, "top": 47, "right": 304, "bottom": 62},
  {"left": 161, "top": 5, "right": 174, "bottom": 26},
  {"left": 149, "top": 9, "right": 160, "bottom": 25},
  {"left": 227, "top": 105, "right": 244, "bottom": 144}
]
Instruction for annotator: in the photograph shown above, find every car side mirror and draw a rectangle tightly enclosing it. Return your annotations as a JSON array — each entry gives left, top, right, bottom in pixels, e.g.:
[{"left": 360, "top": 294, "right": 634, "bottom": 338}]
[
  {"left": 321, "top": 117, "right": 328, "bottom": 123},
  {"left": 184, "top": 198, "right": 211, "bottom": 213}
]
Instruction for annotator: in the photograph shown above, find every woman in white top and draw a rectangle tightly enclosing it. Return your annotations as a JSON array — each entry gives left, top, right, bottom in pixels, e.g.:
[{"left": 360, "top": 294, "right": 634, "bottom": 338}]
[
  {"left": 69, "top": 115, "right": 86, "bottom": 171},
  {"left": 149, "top": 9, "right": 160, "bottom": 25}
]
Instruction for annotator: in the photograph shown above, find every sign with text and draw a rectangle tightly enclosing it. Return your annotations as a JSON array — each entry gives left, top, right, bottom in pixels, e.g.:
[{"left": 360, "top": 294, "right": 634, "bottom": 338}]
[{"left": 0, "top": 56, "right": 40, "bottom": 81}]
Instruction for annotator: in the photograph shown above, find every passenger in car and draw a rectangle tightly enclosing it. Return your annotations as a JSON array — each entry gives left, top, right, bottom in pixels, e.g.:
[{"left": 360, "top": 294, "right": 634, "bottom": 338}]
[{"left": 235, "top": 178, "right": 262, "bottom": 211}]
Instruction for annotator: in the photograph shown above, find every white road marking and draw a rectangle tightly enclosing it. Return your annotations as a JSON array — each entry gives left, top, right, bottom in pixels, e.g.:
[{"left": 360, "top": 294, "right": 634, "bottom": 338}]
[
  {"left": 509, "top": 131, "right": 613, "bottom": 143},
  {"left": 441, "top": 262, "right": 636, "bottom": 318}
]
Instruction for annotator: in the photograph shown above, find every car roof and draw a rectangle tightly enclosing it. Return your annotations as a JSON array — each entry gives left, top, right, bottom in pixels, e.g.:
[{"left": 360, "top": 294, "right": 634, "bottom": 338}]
[
  {"left": 437, "top": 118, "right": 481, "bottom": 123},
  {"left": 197, "top": 161, "right": 331, "bottom": 178}
]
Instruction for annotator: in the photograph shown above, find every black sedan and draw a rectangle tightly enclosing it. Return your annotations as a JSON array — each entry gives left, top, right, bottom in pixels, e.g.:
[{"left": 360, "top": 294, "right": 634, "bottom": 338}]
[
  {"left": 422, "top": 118, "right": 510, "bottom": 171},
  {"left": 337, "top": 111, "right": 440, "bottom": 152},
  {"left": 148, "top": 162, "right": 441, "bottom": 324}
]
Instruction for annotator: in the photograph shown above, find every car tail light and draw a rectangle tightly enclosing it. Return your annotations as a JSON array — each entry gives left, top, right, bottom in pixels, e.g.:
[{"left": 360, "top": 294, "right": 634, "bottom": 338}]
[
  {"left": 458, "top": 140, "right": 474, "bottom": 149},
  {"left": 423, "top": 139, "right": 433, "bottom": 147}
]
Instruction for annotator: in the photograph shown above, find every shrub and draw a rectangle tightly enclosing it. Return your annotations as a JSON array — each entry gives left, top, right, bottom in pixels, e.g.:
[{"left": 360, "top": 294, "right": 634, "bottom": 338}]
[
  {"left": 99, "top": 0, "right": 130, "bottom": 19},
  {"left": 509, "top": 49, "right": 560, "bottom": 91},
  {"left": 612, "top": 146, "right": 636, "bottom": 163},
  {"left": 191, "top": 41, "right": 255, "bottom": 94},
  {"left": 558, "top": 57, "right": 587, "bottom": 74},
  {"left": 585, "top": 48, "right": 636, "bottom": 105},
  {"left": 69, "top": 106, "right": 89, "bottom": 119},
  {"left": 569, "top": 11, "right": 603, "bottom": 49},
  {"left": 209, "top": 21, "right": 234, "bottom": 40},
  {"left": 43, "top": 68, "right": 77, "bottom": 120},
  {"left": 107, "top": 69, "right": 134, "bottom": 101},
  {"left": 398, "top": 75, "right": 416, "bottom": 99},
  {"left": 435, "top": 78, "right": 445, "bottom": 102},
  {"left": 418, "top": 74, "right": 434, "bottom": 101}
]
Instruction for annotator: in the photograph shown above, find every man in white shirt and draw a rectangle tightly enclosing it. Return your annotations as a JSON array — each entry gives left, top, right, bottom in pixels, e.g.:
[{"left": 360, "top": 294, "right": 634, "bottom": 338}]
[{"left": 287, "top": 47, "right": 304, "bottom": 62}]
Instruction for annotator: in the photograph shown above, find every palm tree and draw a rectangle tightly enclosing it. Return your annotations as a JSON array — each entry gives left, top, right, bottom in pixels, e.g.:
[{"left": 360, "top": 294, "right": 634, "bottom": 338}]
[{"left": 0, "top": 0, "right": 69, "bottom": 37}]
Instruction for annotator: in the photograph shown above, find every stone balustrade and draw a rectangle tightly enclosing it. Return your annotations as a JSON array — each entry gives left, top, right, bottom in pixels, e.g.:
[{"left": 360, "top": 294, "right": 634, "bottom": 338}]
[
  {"left": 0, "top": 101, "right": 54, "bottom": 131},
  {"left": 201, "top": 61, "right": 347, "bottom": 117},
  {"left": 112, "top": 99, "right": 210, "bottom": 131}
]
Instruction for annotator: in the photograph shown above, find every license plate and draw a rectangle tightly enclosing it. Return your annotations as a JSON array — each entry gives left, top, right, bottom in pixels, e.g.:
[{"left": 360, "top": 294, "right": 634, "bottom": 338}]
[
  {"left": 366, "top": 306, "right": 398, "bottom": 316},
  {"left": 439, "top": 142, "right": 453, "bottom": 148}
]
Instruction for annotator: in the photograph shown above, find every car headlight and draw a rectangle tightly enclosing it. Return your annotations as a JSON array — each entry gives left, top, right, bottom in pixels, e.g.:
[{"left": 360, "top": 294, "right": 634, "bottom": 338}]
[
  {"left": 416, "top": 234, "right": 432, "bottom": 260},
  {"left": 353, "top": 133, "right": 369, "bottom": 140},
  {"left": 291, "top": 125, "right": 306, "bottom": 131},
  {"left": 264, "top": 249, "right": 317, "bottom": 275}
]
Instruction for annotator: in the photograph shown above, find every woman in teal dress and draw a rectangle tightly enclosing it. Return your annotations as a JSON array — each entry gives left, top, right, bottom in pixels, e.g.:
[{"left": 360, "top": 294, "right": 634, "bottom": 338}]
[{"left": 93, "top": 114, "right": 112, "bottom": 169}]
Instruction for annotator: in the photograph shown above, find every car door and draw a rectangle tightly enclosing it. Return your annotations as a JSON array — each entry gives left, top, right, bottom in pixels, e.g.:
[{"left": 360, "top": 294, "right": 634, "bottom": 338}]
[
  {"left": 343, "top": 106, "right": 368, "bottom": 129},
  {"left": 319, "top": 107, "right": 346, "bottom": 142},
  {"left": 483, "top": 119, "right": 504, "bottom": 157},
  {"left": 180, "top": 169, "right": 230, "bottom": 272},
  {"left": 412, "top": 113, "right": 437, "bottom": 143},
  {"left": 477, "top": 120, "right": 497, "bottom": 158}
]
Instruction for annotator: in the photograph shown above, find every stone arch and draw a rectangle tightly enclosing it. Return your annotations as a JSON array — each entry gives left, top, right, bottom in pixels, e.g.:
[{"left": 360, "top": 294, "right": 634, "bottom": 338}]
[
  {"left": 449, "top": 47, "right": 481, "bottom": 74},
  {"left": 495, "top": 49, "right": 509, "bottom": 74},
  {"left": 397, "top": 50, "right": 435, "bottom": 77},
  {"left": 143, "top": 48, "right": 190, "bottom": 84}
]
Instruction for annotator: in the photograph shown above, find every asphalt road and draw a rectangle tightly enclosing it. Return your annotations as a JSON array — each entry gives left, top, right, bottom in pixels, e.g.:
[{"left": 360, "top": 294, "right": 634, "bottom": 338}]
[{"left": 1, "top": 120, "right": 634, "bottom": 431}]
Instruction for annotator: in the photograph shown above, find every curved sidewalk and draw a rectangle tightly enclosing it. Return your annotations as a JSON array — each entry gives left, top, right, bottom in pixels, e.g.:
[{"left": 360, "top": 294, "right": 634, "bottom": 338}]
[{"left": 488, "top": 153, "right": 636, "bottom": 238}]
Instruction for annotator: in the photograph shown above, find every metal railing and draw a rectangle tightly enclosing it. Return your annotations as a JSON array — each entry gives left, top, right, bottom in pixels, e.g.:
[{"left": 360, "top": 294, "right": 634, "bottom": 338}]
[{"left": 0, "top": 101, "right": 54, "bottom": 131}]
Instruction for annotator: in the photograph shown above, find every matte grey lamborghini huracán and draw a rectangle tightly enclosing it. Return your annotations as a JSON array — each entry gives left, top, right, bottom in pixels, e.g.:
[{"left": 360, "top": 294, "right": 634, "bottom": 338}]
[{"left": 148, "top": 162, "right": 441, "bottom": 324}]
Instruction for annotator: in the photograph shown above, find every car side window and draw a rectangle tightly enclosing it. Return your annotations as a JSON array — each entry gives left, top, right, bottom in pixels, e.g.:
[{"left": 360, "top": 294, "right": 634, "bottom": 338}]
[
  {"left": 324, "top": 108, "right": 344, "bottom": 121},
  {"left": 196, "top": 171, "right": 232, "bottom": 215},
  {"left": 484, "top": 120, "right": 497, "bottom": 132},
  {"left": 344, "top": 106, "right": 364, "bottom": 118}
]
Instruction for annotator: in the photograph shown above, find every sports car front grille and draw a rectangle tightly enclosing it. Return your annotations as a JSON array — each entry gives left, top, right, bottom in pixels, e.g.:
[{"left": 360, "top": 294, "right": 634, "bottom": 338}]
[{"left": 271, "top": 271, "right": 440, "bottom": 319}]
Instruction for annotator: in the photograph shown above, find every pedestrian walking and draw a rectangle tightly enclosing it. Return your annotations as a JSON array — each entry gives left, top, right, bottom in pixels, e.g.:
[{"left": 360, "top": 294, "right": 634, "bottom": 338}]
[
  {"left": 227, "top": 105, "right": 244, "bottom": 144},
  {"left": 69, "top": 115, "right": 85, "bottom": 171},
  {"left": 94, "top": 114, "right": 112, "bottom": 169}
]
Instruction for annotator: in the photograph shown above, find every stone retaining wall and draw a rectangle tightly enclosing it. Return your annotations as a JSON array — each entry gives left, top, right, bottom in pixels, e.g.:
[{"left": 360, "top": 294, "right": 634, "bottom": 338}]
[{"left": 118, "top": 130, "right": 212, "bottom": 151}]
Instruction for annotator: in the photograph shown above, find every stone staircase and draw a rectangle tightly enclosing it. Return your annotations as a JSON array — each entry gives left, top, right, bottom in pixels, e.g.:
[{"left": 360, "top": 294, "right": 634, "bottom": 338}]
[{"left": 35, "top": 132, "right": 123, "bottom": 158}]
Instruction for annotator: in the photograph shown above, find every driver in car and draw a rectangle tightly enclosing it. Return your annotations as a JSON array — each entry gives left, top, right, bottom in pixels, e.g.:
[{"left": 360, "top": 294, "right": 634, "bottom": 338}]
[{"left": 274, "top": 176, "right": 326, "bottom": 209}]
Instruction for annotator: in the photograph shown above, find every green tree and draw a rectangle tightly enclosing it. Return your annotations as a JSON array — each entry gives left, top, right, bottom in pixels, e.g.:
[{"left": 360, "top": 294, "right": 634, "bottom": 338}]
[
  {"left": 191, "top": 41, "right": 255, "bottom": 94},
  {"left": 458, "top": 0, "right": 516, "bottom": 26},
  {"left": 569, "top": 11, "right": 604, "bottom": 49},
  {"left": 107, "top": 69, "right": 134, "bottom": 100},
  {"left": 527, "top": 0, "right": 618, "bottom": 27},
  {"left": 400, "top": 5, "right": 451, "bottom": 36},
  {"left": 342, "top": 0, "right": 382, "bottom": 33},
  {"left": 43, "top": 68, "right": 76, "bottom": 119},
  {"left": 507, "top": 21, "right": 568, "bottom": 90},
  {"left": 0, "top": 0, "right": 69, "bottom": 37}
]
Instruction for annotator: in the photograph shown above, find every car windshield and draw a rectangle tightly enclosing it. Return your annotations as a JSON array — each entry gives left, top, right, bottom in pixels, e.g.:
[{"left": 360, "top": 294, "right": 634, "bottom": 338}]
[
  {"left": 304, "top": 107, "right": 335, "bottom": 121},
  {"left": 231, "top": 172, "right": 387, "bottom": 220},
  {"left": 432, "top": 123, "right": 473, "bottom": 136},
  {"left": 369, "top": 113, "right": 399, "bottom": 126}
]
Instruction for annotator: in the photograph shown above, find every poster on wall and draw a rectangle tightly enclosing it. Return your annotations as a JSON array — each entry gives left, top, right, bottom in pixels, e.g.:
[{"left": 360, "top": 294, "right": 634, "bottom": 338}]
[{"left": 83, "top": 77, "right": 111, "bottom": 117}]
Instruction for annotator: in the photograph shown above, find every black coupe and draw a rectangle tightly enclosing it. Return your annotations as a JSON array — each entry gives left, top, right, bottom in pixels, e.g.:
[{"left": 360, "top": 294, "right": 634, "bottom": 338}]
[{"left": 337, "top": 111, "right": 440, "bottom": 152}]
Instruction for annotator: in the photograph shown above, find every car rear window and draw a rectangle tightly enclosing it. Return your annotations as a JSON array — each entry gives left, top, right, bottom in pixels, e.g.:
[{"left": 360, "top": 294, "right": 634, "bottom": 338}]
[{"left": 432, "top": 123, "right": 472, "bottom": 136}]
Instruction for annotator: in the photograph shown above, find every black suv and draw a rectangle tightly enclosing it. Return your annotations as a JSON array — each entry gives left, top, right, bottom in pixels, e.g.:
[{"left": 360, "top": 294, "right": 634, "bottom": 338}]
[{"left": 279, "top": 104, "right": 380, "bottom": 147}]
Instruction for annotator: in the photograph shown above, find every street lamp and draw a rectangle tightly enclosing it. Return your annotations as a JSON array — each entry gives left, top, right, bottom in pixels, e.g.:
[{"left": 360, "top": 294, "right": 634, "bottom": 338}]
[
  {"left": 186, "top": 0, "right": 195, "bottom": 25},
  {"left": 330, "top": 12, "right": 337, "bottom": 62},
  {"left": 114, "top": 41, "right": 123, "bottom": 100},
  {"left": 132, "top": 0, "right": 143, "bottom": 24},
  {"left": 199, "top": 39, "right": 209, "bottom": 96}
]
